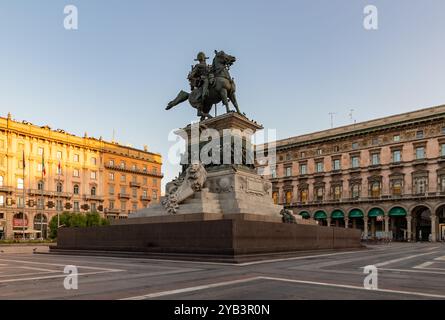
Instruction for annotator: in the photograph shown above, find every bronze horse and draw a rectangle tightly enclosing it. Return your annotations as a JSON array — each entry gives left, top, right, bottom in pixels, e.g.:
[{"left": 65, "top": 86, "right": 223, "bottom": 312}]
[{"left": 166, "top": 50, "right": 241, "bottom": 120}]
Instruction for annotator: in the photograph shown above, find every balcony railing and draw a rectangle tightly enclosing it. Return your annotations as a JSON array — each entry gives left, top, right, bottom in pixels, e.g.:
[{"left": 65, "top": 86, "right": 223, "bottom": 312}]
[
  {"left": 83, "top": 195, "right": 104, "bottom": 201},
  {"left": 130, "top": 181, "right": 141, "bottom": 188},
  {"left": 118, "top": 193, "right": 130, "bottom": 199},
  {"left": 140, "top": 195, "right": 151, "bottom": 201},
  {"left": 0, "top": 186, "right": 14, "bottom": 193}
]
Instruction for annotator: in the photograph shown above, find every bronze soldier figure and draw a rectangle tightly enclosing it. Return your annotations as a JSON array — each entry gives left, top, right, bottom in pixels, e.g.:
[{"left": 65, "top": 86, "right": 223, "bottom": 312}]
[{"left": 166, "top": 50, "right": 241, "bottom": 121}]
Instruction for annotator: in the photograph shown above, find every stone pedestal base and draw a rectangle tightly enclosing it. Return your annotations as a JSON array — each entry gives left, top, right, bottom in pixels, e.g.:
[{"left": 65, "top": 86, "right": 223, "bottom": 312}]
[{"left": 53, "top": 219, "right": 362, "bottom": 262}]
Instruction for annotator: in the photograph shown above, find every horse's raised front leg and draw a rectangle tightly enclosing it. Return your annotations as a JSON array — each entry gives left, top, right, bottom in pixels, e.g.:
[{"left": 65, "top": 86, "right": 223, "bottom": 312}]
[
  {"left": 228, "top": 91, "right": 241, "bottom": 114},
  {"left": 166, "top": 90, "right": 189, "bottom": 110},
  {"left": 220, "top": 88, "right": 230, "bottom": 113}
]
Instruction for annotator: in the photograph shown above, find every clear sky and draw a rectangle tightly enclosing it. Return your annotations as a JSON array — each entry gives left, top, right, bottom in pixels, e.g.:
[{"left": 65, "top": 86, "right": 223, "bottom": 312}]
[{"left": 1, "top": 0, "right": 445, "bottom": 187}]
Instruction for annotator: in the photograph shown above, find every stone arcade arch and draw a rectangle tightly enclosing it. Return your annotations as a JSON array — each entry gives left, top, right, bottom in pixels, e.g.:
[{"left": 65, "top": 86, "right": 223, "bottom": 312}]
[
  {"left": 411, "top": 205, "right": 432, "bottom": 242},
  {"left": 435, "top": 204, "right": 445, "bottom": 241},
  {"left": 348, "top": 208, "right": 364, "bottom": 231},
  {"left": 33, "top": 213, "right": 48, "bottom": 239},
  {"left": 388, "top": 206, "right": 408, "bottom": 241}
]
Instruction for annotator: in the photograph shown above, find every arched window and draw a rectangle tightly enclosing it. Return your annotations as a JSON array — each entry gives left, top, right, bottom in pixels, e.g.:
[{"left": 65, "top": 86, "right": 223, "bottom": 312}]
[
  {"left": 91, "top": 186, "right": 96, "bottom": 196},
  {"left": 37, "top": 181, "right": 44, "bottom": 191},
  {"left": 56, "top": 182, "right": 63, "bottom": 193},
  {"left": 73, "top": 184, "right": 79, "bottom": 195}
]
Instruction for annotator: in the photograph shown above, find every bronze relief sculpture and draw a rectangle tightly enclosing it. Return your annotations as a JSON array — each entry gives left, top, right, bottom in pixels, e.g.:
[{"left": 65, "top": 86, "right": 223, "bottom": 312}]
[{"left": 166, "top": 50, "right": 241, "bottom": 120}]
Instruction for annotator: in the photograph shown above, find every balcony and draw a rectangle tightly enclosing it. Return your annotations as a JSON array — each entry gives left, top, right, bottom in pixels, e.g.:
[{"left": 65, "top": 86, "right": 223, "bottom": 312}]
[
  {"left": 140, "top": 195, "right": 151, "bottom": 202},
  {"left": 0, "top": 186, "right": 14, "bottom": 193},
  {"left": 118, "top": 193, "right": 130, "bottom": 199},
  {"left": 105, "top": 208, "right": 120, "bottom": 214},
  {"left": 83, "top": 195, "right": 104, "bottom": 201},
  {"left": 27, "top": 189, "right": 53, "bottom": 197},
  {"left": 130, "top": 181, "right": 141, "bottom": 188}
]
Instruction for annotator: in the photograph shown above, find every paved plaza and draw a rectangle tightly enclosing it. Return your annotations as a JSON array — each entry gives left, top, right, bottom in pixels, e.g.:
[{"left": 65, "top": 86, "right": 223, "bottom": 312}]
[{"left": 0, "top": 243, "right": 444, "bottom": 299}]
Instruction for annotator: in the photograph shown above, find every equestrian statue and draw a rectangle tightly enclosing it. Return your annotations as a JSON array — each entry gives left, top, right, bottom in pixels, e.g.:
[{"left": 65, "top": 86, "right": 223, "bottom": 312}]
[{"left": 166, "top": 50, "right": 241, "bottom": 121}]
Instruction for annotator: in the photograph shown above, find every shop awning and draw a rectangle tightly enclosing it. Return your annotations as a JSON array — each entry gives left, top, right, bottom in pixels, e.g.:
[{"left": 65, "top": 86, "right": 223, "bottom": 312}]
[
  {"left": 299, "top": 211, "right": 310, "bottom": 219},
  {"left": 389, "top": 207, "right": 407, "bottom": 217},
  {"left": 349, "top": 209, "right": 364, "bottom": 218},
  {"left": 368, "top": 208, "right": 384, "bottom": 217},
  {"left": 331, "top": 210, "right": 344, "bottom": 219},
  {"left": 314, "top": 211, "right": 327, "bottom": 220}
]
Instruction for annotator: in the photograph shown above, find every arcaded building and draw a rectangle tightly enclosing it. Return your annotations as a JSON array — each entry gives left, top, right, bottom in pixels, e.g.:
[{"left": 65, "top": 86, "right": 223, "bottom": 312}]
[
  {"left": 260, "top": 104, "right": 445, "bottom": 242},
  {"left": 0, "top": 113, "right": 162, "bottom": 239}
]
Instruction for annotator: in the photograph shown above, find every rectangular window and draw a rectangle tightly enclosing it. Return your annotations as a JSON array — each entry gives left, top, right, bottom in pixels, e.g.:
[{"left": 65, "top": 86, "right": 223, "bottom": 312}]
[
  {"left": 132, "top": 203, "right": 137, "bottom": 212},
  {"left": 152, "top": 190, "right": 158, "bottom": 200},
  {"left": 415, "top": 147, "right": 425, "bottom": 160},
  {"left": 142, "top": 189, "right": 148, "bottom": 197},
  {"left": 271, "top": 168, "right": 277, "bottom": 178},
  {"left": 372, "top": 137, "right": 379, "bottom": 145},
  {"left": 285, "top": 167, "right": 292, "bottom": 177},
  {"left": 121, "top": 201, "right": 126, "bottom": 211},
  {"left": 90, "top": 171, "right": 97, "bottom": 179},
  {"left": 0, "top": 195, "right": 4, "bottom": 207},
  {"left": 316, "top": 162, "right": 323, "bottom": 173},
  {"left": 393, "top": 135, "right": 400, "bottom": 142},
  {"left": 73, "top": 169, "right": 80, "bottom": 177},
  {"left": 120, "top": 161, "right": 125, "bottom": 169},
  {"left": 109, "top": 185, "right": 114, "bottom": 195},
  {"left": 17, "top": 178, "right": 24, "bottom": 190},
  {"left": 91, "top": 157, "right": 97, "bottom": 165},
  {"left": 120, "top": 174, "right": 126, "bottom": 182},
  {"left": 109, "top": 200, "right": 114, "bottom": 209},
  {"left": 132, "top": 164, "right": 137, "bottom": 171},
  {"left": 132, "top": 176, "right": 137, "bottom": 183},
  {"left": 371, "top": 153, "right": 380, "bottom": 165},
  {"left": 392, "top": 150, "right": 401, "bottom": 163},
  {"left": 56, "top": 151, "right": 62, "bottom": 159},
  {"left": 37, "top": 163, "right": 43, "bottom": 172},
  {"left": 441, "top": 144, "right": 445, "bottom": 157},
  {"left": 152, "top": 178, "right": 157, "bottom": 186},
  {"left": 37, "top": 147, "right": 44, "bottom": 156},
  {"left": 300, "top": 164, "right": 307, "bottom": 175},
  {"left": 300, "top": 152, "right": 306, "bottom": 158},
  {"left": 142, "top": 177, "right": 148, "bottom": 185},
  {"left": 351, "top": 156, "right": 359, "bottom": 169},
  {"left": 132, "top": 188, "right": 137, "bottom": 198},
  {"left": 143, "top": 166, "right": 147, "bottom": 172},
  {"left": 91, "top": 203, "right": 96, "bottom": 212},
  {"left": 352, "top": 142, "right": 358, "bottom": 150},
  {"left": 73, "top": 154, "right": 79, "bottom": 162},
  {"left": 109, "top": 172, "right": 115, "bottom": 181},
  {"left": 109, "top": 159, "right": 114, "bottom": 166},
  {"left": 333, "top": 159, "right": 341, "bottom": 171},
  {"left": 120, "top": 186, "right": 126, "bottom": 194},
  {"left": 36, "top": 198, "right": 44, "bottom": 209},
  {"left": 73, "top": 201, "right": 80, "bottom": 212},
  {"left": 56, "top": 200, "right": 63, "bottom": 211},
  {"left": 416, "top": 130, "right": 424, "bottom": 139}
]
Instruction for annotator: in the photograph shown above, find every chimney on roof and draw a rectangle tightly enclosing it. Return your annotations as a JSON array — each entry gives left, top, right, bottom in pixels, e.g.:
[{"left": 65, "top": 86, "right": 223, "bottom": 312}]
[{"left": 143, "top": 145, "right": 148, "bottom": 152}]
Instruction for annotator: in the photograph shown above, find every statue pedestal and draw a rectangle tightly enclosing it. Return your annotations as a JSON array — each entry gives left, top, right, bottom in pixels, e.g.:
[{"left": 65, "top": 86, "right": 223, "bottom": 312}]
[
  {"left": 53, "top": 113, "right": 362, "bottom": 262},
  {"left": 129, "top": 112, "right": 283, "bottom": 222}
]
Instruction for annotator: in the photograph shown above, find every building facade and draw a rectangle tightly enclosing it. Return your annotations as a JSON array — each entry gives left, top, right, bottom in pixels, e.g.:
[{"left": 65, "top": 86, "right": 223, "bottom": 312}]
[
  {"left": 103, "top": 144, "right": 162, "bottom": 219},
  {"left": 260, "top": 105, "right": 445, "bottom": 242},
  {"left": 0, "top": 113, "right": 162, "bottom": 240}
]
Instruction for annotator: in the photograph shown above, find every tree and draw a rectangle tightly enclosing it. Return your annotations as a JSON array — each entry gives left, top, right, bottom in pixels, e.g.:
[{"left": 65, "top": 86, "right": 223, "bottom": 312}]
[{"left": 49, "top": 212, "right": 110, "bottom": 239}]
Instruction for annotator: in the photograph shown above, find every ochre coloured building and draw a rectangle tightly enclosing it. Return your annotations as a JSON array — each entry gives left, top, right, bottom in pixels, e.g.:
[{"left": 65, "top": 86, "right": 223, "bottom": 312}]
[
  {"left": 259, "top": 104, "right": 445, "bottom": 242},
  {"left": 0, "top": 113, "right": 162, "bottom": 240}
]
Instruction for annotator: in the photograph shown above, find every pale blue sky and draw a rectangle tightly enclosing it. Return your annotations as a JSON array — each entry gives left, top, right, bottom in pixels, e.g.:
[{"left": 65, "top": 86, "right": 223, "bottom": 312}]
[{"left": 1, "top": 0, "right": 445, "bottom": 185}]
